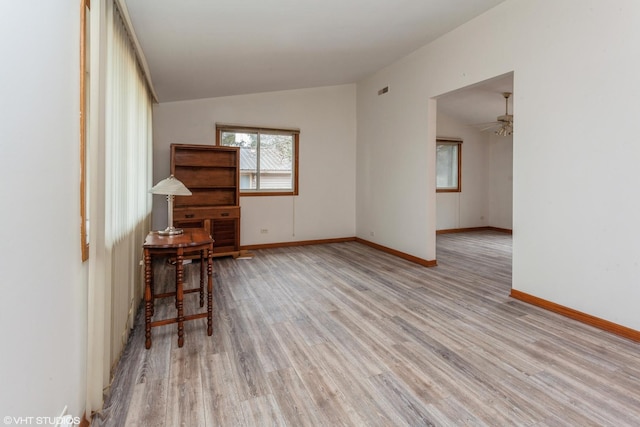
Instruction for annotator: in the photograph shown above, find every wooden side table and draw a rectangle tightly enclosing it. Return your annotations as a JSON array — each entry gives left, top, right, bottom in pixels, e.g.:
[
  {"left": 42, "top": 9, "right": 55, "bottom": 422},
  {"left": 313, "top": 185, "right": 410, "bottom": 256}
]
[{"left": 143, "top": 228, "right": 214, "bottom": 349}]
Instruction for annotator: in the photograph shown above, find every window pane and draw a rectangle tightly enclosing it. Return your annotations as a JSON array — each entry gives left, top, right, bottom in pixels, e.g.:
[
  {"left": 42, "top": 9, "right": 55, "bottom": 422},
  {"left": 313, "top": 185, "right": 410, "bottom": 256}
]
[
  {"left": 436, "top": 144, "right": 458, "bottom": 190},
  {"left": 259, "top": 133, "right": 293, "bottom": 190},
  {"left": 217, "top": 126, "right": 299, "bottom": 195},
  {"left": 221, "top": 131, "right": 258, "bottom": 190}
]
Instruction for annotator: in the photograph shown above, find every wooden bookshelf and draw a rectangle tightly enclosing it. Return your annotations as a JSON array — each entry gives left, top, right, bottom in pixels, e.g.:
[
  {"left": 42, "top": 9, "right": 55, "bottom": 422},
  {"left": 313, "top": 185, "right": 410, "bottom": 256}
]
[{"left": 171, "top": 144, "right": 241, "bottom": 257}]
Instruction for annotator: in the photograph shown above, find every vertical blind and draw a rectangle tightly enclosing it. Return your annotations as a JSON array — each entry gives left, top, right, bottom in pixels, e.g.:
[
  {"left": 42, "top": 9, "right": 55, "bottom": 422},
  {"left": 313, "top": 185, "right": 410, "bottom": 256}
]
[
  {"left": 87, "top": 0, "right": 153, "bottom": 415},
  {"left": 106, "top": 0, "right": 152, "bottom": 360},
  {"left": 106, "top": 3, "right": 152, "bottom": 245}
]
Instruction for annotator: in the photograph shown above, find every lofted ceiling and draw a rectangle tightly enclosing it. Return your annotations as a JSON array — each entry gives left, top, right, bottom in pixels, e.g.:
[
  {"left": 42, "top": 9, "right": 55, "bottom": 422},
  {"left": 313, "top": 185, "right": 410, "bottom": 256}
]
[{"left": 124, "top": 0, "right": 508, "bottom": 104}]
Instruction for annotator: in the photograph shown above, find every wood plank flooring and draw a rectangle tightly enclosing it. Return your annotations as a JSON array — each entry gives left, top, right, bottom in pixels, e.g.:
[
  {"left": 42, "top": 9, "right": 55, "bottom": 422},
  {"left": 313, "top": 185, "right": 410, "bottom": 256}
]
[{"left": 93, "top": 231, "right": 640, "bottom": 426}]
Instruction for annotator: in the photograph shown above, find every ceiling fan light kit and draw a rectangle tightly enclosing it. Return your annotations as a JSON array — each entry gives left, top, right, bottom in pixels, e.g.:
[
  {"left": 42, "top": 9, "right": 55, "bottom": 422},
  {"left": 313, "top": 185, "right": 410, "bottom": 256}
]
[
  {"left": 495, "top": 92, "right": 513, "bottom": 136},
  {"left": 470, "top": 91, "right": 514, "bottom": 136},
  {"left": 495, "top": 123, "right": 513, "bottom": 136}
]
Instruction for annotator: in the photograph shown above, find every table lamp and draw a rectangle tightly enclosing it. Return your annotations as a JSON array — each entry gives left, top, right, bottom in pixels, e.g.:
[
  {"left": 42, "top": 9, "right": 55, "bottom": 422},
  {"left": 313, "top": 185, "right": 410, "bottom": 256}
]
[{"left": 149, "top": 175, "right": 192, "bottom": 235}]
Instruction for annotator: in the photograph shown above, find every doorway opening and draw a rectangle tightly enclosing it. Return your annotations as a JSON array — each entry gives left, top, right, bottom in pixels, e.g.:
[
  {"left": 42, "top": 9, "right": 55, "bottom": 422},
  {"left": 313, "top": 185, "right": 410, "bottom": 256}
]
[{"left": 433, "top": 72, "right": 514, "bottom": 291}]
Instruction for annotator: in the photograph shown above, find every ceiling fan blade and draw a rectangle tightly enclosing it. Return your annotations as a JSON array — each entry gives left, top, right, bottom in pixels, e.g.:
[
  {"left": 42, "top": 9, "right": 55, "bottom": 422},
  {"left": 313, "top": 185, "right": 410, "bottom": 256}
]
[
  {"left": 470, "top": 120, "right": 499, "bottom": 126},
  {"left": 479, "top": 125, "right": 501, "bottom": 131},
  {"left": 469, "top": 122, "right": 500, "bottom": 131}
]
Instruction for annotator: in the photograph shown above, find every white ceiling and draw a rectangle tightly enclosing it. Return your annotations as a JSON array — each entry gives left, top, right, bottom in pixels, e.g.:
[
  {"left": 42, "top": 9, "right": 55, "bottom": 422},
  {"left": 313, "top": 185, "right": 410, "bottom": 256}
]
[
  {"left": 124, "top": 0, "right": 508, "bottom": 103},
  {"left": 437, "top": 72, "right": 514, "bottom": 127}
]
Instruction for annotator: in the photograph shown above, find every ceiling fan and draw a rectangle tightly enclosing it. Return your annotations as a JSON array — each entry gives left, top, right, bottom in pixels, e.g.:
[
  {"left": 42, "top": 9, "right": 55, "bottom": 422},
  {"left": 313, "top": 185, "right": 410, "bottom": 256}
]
[{"left": 471, "top": 92, "right": 513, "bottom": 136}]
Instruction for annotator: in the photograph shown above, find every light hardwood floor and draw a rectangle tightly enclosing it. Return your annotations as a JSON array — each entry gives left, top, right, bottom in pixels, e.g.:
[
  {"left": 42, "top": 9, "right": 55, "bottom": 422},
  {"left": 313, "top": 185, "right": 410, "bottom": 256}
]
[{"left": 93, "top": 231, "right": 640, "bottom": 426}]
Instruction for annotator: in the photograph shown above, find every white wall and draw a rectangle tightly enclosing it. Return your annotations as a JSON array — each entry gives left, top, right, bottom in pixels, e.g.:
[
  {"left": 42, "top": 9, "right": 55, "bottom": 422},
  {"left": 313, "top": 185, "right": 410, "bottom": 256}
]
[
  {"left": 153, "top": 85, "right": 356, "bottom": 245},
  {"left": 488, "top": 133, "right": 513, "bottom": 230},
  {"left": 0, "top": 1, "right": 86, "bottom": 420},
  {"left": 357, "top": 0, "right": 640, "bottom": 330},
  {"left": 356, "top": 74, "right": 435, "bottom": 259},
  {"left": 435, "top": 111, "right": 490, "bottom": 230}
]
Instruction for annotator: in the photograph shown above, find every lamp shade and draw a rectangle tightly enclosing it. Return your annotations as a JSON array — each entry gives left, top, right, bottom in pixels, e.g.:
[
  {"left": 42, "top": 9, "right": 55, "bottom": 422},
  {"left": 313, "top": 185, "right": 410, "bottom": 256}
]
[{"left": 149, "top": 175, "right": 192, "bottom": 196}]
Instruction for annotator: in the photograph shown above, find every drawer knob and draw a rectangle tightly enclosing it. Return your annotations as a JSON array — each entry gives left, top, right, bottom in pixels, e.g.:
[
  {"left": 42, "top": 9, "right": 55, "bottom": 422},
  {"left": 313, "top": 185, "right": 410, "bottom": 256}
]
[
  {"left": 185, "top": 214, "right": 195, "bottom": 218},
  {"left": 221, "top": 212, "right": 229, "bottom": 217}
]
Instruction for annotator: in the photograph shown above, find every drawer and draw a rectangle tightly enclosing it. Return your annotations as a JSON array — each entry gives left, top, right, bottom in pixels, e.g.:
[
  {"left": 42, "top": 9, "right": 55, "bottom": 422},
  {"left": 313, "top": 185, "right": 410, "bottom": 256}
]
[
  {"left": 209, "top": 206, "right": 240, "bottom": 219},
  {"left": 174, "top": 206, "right": 240, "bottom": 220},
  {"left": 173, "top": 219, "right": 205, "bottom": 229}
]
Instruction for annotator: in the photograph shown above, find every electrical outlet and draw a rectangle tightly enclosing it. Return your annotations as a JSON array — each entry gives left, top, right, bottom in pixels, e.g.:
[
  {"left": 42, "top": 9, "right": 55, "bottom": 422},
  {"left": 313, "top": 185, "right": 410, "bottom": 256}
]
[
  {"left": 260, "top": 229, "right": 269, "bottom": 234},
  {"left": 370, "top": 231, "right": 375, "bottom": 237}
]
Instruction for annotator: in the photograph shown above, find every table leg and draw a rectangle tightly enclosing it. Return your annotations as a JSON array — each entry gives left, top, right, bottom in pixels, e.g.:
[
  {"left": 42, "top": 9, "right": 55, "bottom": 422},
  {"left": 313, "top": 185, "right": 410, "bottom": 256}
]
[
  {"left": 176, "top": 248, "right": 185, "bottom": 348},
  {"left": 207, "top": 244, "right": 213, "bottom": 336},
  {"left": 149, "top": 257, "right": 155, "bottom": 316},
  {"left": 199, "top": 249, "right": 205, "bottom": 307},
  {"left": 144, "top": 249, "right": 152, "bottom": 349}
]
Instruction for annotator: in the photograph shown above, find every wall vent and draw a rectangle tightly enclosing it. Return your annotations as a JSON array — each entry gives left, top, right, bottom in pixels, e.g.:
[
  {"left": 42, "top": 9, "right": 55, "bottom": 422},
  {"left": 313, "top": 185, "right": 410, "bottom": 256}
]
[{"left": 378, "top": 86, "right": 389, "bottom": 95}]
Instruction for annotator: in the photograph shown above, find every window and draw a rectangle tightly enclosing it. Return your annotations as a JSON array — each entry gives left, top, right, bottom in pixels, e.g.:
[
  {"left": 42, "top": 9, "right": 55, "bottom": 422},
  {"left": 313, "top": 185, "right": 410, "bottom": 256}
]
[
  {"left": 216, "top": 124, "right": 299, "bottom": 196},
  {"left": 436, "top": 137, "right": 462, "bottom": 192}
]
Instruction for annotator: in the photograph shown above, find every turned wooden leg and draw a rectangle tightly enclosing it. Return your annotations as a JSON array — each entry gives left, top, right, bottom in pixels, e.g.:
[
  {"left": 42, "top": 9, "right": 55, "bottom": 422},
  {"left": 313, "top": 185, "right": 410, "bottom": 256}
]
[
  {"left": 149, "top": 256, "right": 155, "bottom": 316},
  {"left": 176, "top": 248, "right": 185, "bottom": 348},
  {"left": 207, "top": 245, "right": 213, "bottom": 336},
  {"left": 144, "top": 249, "right": 152, "bottom": 349},
  {"left": 199, "top": 249, "right": 205, "bottom": 307}
]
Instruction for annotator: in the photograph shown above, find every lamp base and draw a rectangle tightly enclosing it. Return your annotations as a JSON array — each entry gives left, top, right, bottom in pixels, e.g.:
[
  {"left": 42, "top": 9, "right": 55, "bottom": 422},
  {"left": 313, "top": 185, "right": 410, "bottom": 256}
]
[{"left": 158, "top": 226, "right": 184, "bottom": 236}]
